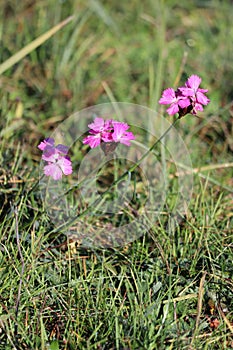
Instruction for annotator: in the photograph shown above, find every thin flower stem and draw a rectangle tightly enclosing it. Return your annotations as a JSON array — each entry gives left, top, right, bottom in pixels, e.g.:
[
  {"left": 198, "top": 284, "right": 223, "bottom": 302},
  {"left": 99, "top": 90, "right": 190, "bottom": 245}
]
[
  {"left": 14, "top": 206, "right": 25, "bottom": 340},
  {"left": 49, "top": 118, "right": 179, "bottom": 234},
  {"left": 109, "top": 118, "right": 179, "bottom": 185}
]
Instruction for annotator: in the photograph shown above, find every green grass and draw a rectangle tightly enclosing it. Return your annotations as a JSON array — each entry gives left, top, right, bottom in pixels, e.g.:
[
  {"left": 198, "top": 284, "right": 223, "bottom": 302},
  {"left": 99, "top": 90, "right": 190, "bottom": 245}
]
[{"left": 0, "top": 0, "right": 233, "bottom": 349}]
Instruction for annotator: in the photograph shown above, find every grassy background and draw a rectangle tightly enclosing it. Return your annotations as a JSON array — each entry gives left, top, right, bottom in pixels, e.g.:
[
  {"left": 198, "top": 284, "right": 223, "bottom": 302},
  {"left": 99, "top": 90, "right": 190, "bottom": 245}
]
[{"left": 0, "top": 0, "right": 233, "bottom": 349}]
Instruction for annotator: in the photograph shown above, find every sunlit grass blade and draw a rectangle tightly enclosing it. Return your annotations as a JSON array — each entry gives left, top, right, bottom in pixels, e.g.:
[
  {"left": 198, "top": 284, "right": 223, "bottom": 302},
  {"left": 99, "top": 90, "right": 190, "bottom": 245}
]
[{"left": 0, "top": 15, "right": 74, "bottom": 75}]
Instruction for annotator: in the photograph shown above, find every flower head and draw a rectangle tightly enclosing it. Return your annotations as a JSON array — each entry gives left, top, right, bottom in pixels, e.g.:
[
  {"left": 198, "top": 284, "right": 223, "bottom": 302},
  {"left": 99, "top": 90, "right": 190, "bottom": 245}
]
[
  {"left": 83, "top": 117, "right": 135, "bottom": 153},
  {"left": 38, "top": 138, "right": 72, "bottom": 180},
  {"left": 43, "top": 156, "right": 72, "bottom": 180},
  {"left": 159, "top": 88, "right": 190, "bottom": 116},
  {"left": 179, "top": 75, "right": 210, "bottom": 114},
  {"left": 159, "top": 75, "right": 210, "bottom": 117}
]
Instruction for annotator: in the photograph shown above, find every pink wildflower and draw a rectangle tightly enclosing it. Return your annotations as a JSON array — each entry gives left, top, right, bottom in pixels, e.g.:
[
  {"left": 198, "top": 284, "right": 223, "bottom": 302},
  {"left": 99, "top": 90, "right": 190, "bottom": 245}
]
[
  {"left": 159, "top": 88, "right": 190, "bottom": 116},
  {"left": 83, "top": 117, "right": 135, "bottom": 151},
  {"left": 43, "top": 156, "right": 72, "bottom": 180},
  {"left": 38, "top": 138, "right": 72, "bottom": 180},
  {"left": 179, "top": 75, "right": 210, "bottom": 115},
  {"left": 159, "top": 75, "right": 210, "bottom": 117}
]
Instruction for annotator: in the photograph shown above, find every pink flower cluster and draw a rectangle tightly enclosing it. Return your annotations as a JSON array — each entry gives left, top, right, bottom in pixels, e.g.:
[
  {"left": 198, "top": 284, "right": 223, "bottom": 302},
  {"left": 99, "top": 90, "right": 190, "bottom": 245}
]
[
  {"left": 38, "top": 138, "right": 72, "bottom": 180},
  {"left": 159, "top": 75, "right": 210, "bottom": 117},
  {"left": 83, "top": 117, "right": 135, "bottom": 149}
]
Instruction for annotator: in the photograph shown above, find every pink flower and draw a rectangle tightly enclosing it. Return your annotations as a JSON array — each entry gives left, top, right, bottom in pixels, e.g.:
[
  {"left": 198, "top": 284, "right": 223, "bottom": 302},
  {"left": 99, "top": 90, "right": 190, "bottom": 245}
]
[
  {"left": 159, "top": 88, "right": 190, "bottom": 116},
  {"left": 159, "top": 75, "right": 210, "bottom": 117},
  {"left": 38, "top": 138, "right": 72, "bottom": 180},
  {"left": 83, "top": 117, "right": 135, "bottom": 151},
  {"left": 83, "top": 118, "right": 114, "bottom": 148},
  {"left": 179, "top": 75, "right": 210, "bottom": 114},
  {"left": 43, "top": 156, "right": 72, "bottom": 180}
]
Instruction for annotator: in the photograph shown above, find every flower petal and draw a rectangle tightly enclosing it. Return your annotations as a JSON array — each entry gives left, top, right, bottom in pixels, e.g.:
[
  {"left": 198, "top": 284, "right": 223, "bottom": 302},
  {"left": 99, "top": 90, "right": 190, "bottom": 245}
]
[
  {"left": 196, "top": 91, "right": 210, "bottom": 105},
  {"left": 56, "top": 144, "right": 69, "bottom": 155},
  {"left": 186, "top": 75, "right": 201, "bottom": 91},
  {"left": 159, "top": 88, "right": 176, "bottom": 105},
  {"left": 167, "top": 103, "right": 179, "bottom": 115},
  {"left": 38, "top": 138, "right": 54, "bottom": 151},
  {"left": 117, "top": 131, "right": 135, "bottom": 146},
  {"left": 44, "top": 163, "right": 63, "bottom": 180},
  {"left": 57, "top": 157, "right": 73, "bottom": 175},
  {"left": 178, "top": 98, "right": 191, "bottom": 108},
  {"left": 83, "top": 134, "right": 101, "bottom": 148}
]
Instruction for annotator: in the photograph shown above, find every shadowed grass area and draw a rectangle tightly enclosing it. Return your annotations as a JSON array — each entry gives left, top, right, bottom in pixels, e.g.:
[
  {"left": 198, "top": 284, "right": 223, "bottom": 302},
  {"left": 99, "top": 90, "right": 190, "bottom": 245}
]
[{"left": 0, "top": 0, "right": 233, "bottom": 349}]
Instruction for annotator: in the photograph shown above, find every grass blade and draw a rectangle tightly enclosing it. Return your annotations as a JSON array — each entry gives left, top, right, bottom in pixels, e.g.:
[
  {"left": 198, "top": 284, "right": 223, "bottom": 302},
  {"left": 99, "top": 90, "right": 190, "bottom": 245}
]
[{"left": 0, "top": 15, "right": 74, "bottom": 75}]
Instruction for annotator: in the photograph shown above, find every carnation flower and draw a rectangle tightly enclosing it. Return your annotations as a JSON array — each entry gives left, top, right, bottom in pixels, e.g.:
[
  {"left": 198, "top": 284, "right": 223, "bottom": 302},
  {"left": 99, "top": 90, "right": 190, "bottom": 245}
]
[
  {"left": 38, "top": 138, "right": 72, "bottom": 180},
  {"left": 159, "top": 88, "right": 190, "bottom": 116},
  {"left": 179, "top": 75, "right": 210, "bottom": 115},
  {"left": 159, "top": 75, "right": 210, "bottom": 117},
  {"left": 83, "top": 117, "right": 135, "bottom": 152}
]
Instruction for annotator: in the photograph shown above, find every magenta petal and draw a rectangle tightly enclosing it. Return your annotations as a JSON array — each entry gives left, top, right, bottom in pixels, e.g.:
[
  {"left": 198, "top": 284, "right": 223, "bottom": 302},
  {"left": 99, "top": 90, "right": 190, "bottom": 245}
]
[
  {"left": 198, "top": 88, "right": 208, "bottom": 93},
  {"left": 178, "top": 98, "right": 191, "bottom": 108},
  {"left": 192, "top": 103, "right": 203, "bottom": 114},
  {"left": 43, "top": 145, "right": 56, "bottom": 156},
  {"left": 159, "top": 88, "right": 176, "bottom": 105},
  {"left": 112, "top": 122, "right": 129, "bottom": 142},
  {"left": 186, "top": 75, "right": 201, "bottom": 91},
  {"left": 196, "top": 91, "right": 210, "bottom": 105},
  {"left": 112, "top": 123, "right": 125, "bottom": 138},
  {"left": 178, "top": 87, "right": 194, "bottom": 97},
  {"left": 42, "top": 154, "right": 57, "bottom": 162},
  {"left": 117, "top": 132, "right": 135, "bottom": 146},
  {"left": 88, "top": 117, "right": 105, "bottom": 131},
  {"left": 167, "top": 104, "right": 179, "bottom": 115},
  {"left": 88, "top": 117, "right": 112, "bottom": 132},
  {"left": 83, "top": 134, "right": 101, "bottom": 148}
]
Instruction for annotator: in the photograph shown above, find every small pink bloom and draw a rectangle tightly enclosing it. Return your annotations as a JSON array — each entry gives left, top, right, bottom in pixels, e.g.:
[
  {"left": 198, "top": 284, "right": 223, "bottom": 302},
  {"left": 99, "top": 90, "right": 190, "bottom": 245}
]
[
  {"left": 159, "top": 74, "right": 210, "bottom": 117},
  {"left": 38, "top": 138, "right": 73, "bottom": 180},
  {"left": 83, "top": 117, "right": 136, "bottom": 150},
  {"left": 43, "top": 156, "right": 73, "bottom": 180},
  {"left": 179, "top": 75, "right": 210, "bottom": 108},
  {"left": 159, "top": 88, "right": 190, "bottom": 116}
]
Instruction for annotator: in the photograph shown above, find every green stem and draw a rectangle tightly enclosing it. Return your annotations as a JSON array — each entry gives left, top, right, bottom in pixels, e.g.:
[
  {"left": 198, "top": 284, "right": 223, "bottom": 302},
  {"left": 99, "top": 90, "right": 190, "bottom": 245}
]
[{"left": 49, "top": 118, "right": 179, "bottom": 234}]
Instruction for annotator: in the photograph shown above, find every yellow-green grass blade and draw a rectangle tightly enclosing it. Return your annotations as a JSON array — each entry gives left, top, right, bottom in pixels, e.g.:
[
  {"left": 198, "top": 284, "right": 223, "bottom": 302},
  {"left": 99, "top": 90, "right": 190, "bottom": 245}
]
[{"left": 0, "top": 15, "right": 74, "bottom": 75}]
